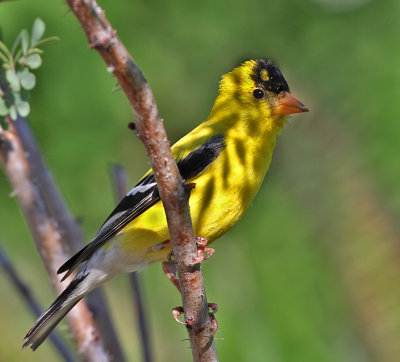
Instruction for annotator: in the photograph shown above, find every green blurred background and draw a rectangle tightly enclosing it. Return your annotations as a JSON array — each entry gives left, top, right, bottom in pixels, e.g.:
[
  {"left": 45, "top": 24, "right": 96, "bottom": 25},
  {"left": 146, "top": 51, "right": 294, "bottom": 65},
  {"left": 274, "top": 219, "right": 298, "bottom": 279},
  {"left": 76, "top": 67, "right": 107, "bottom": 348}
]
[{"left": 1, "top": 0, "right": 400, "bottom": 361}]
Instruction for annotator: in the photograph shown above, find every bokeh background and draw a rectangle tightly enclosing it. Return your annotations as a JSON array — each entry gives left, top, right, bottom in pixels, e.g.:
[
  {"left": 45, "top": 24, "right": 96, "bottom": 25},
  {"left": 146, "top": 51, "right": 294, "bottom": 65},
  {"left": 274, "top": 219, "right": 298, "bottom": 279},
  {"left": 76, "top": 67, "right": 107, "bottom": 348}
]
[{"left": 1, "top": 0, "right": 400, "bottom": 361}]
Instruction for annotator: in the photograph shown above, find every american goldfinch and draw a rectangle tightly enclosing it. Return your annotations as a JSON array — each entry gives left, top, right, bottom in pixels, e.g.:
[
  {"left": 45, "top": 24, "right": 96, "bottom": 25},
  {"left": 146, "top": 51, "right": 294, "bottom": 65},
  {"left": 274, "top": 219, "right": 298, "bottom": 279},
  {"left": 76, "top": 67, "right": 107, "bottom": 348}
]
[{"left": 23, "top": 59, "right": 308, "bottom": 350}]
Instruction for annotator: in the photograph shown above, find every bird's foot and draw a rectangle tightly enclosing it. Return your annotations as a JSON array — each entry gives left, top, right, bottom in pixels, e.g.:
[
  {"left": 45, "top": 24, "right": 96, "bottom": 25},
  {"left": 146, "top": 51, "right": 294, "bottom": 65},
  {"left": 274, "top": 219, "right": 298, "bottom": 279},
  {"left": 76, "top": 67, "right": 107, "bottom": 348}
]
[
  {"left": 162, "top": 261, "right": 180, "bottom": 292},
  {"left": 162, "top": 236, "right": 213, "bottom": 290},
  {"left": 172, "top": 306, "right": 185, "bottom": 325},
  {"left": 207, "top": 303, "right": 219, "bottom": 335},
  {"left": 166, "top": 236, "right": 214, "bottom": 266},
  {"left": 194, "top": 236, "right": 214, "bottom": 263},
  {"left": 172, "top": 303, "right": 219, "bottom": 335}
]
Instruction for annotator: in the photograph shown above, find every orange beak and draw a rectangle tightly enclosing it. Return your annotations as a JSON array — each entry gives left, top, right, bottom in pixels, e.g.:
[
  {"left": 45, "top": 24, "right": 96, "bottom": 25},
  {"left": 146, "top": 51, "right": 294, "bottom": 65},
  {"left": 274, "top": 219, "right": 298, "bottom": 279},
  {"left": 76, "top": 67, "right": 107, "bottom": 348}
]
[{"left": 271, "top": 91, "right": 309, "bottom": 115}]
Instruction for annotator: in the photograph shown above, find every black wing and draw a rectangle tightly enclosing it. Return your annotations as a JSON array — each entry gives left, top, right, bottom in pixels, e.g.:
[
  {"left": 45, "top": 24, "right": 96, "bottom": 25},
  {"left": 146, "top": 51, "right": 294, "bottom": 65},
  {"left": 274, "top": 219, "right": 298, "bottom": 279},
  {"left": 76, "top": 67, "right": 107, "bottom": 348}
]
[{"left": 58, "top": 134, "right": 225, "bottom": 279}]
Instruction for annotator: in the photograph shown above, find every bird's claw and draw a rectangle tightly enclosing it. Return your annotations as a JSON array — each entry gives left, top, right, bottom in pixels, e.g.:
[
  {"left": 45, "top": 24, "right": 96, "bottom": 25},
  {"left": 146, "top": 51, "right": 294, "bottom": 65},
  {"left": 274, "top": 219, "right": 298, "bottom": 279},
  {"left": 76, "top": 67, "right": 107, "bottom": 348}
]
[
  {"left": 167, "top": 236, "right": 214, "bottom": 266},
  {"left": 188, "top": 236, "right": 214, "bottom": 266},
  {"left": 195, "top": 236, "right": 215, "bottom": 262},
  {"left": 167, "top": 249, "right": 175, "bottom": 263},
  {"left": 208, "top": 303, "right": 219, "bottom": 336},
  {"left": 162, "top": 261, "right": 180, "bottom": 291},
  {"left": 172, "top": 306, "right": 186, "bottom": 325},
  {"left": 171, "top": 303, "right": 219, "bottom": 335},
  {"left": 208, "top": 302, "right": 218, "bottom": 314}
]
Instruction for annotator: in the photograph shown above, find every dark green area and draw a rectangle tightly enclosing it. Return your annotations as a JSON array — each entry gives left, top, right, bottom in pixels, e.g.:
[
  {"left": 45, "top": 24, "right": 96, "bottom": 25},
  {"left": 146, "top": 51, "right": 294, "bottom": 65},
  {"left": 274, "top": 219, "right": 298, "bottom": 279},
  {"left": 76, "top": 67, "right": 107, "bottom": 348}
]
[{"left": 1, "top": 0, "right": 399, "bottom": 361}]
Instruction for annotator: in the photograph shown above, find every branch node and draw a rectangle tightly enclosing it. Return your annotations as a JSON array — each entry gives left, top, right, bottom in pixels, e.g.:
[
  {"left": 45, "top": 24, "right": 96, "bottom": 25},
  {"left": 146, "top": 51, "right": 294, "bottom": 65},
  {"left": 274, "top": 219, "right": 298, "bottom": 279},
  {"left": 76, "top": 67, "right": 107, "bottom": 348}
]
[
  {"left": 181, "top": 180, "right": 192, "bottom": 202},
  {"left": 127, "top": 122, "right": 136, "bottom": 130},
  {"left": 185, "top": 315, "right": 196, "bottom": 328},
  {"left": 186, "top": 182, "right": 196, "bottom": 191},
  {"left": 89, "top": 32, "right": 113, "bottom": 51}
]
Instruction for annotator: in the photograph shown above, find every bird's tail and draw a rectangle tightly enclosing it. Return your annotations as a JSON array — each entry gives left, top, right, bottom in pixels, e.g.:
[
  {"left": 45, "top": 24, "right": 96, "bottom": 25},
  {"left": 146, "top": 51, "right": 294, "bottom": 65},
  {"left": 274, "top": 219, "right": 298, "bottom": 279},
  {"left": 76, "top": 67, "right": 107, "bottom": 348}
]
[{"left": 22, "top": 273, "right": 90, "bottom": 351}]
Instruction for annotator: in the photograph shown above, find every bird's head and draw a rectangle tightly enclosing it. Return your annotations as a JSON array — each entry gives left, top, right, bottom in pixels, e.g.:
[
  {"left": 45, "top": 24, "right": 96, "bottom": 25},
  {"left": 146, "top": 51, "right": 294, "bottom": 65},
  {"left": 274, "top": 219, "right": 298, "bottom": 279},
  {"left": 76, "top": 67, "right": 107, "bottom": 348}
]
[{"left": 219, "top": 59, "right": 308, "bottom": 120}]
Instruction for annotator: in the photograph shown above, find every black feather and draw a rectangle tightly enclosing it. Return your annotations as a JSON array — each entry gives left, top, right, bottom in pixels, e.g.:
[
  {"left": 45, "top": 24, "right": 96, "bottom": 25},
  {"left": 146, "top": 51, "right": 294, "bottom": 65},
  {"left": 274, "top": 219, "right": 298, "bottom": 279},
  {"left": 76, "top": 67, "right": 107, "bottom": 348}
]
[
  {"left": 57, "top": 134, "right": 225, "bottom": 279},
  {"left": 177, "top": 134, "right": 225, "bottom": 180},
  {"left": 253, "top": 59, "right": 289, "bottom": 94},
  {"left": 23, "top": 273, "right": 89, "bottom": 350},
  {"left": 57, "top": 245, "right": 89, "bottom": 274}
]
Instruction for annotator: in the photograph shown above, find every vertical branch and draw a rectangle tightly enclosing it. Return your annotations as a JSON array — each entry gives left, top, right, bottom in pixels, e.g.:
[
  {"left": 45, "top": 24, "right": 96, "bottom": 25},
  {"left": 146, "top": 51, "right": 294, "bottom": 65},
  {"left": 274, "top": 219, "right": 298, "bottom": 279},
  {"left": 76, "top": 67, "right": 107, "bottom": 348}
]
[
  {"left": 85, "top": 289, "right": 125, "bottom": 362},
  {"left": 128, "top": 273, "right": 152, "bottom": 362},
  {"left": 12, "top": 116, "right": 125, "bottom": 361},
  {"left": 111, "top": 165, "right": 153, "bottom": 362},
  {"left": 12, "top": 117, "right": 83, "bottom": 254},
  {"left": 64, "top": 1, "right": 218, "bottom": 360},
  {"left": 0, "top": 244, "right": 75, "bottom": 362},
  {"left": 0, "top": 116, "right": 108, "bottom": 362}
]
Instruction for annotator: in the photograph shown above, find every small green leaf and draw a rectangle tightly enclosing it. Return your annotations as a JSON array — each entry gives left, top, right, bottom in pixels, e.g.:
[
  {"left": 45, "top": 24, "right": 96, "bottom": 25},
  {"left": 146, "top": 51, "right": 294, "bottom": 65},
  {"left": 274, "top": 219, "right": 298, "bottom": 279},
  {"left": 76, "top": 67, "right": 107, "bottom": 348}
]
[
  {"left": 25, "top": 54, "right": 42, "bottom": 69},
  {"left": 17, "top": 68, "right": 36, "bottom": 90},
  {"left": 0, "top": 97, "right": 9, "bottom": 116},
  {"left": 11, "top": 90, "right": 22, "bottom": 103},
  {"left": 28, "top": 48, "right": 44, "bottom": 55},
  {"left": 6, "top": 69, "right": 20, "bottom": 91},
  {"left": 34, "top": 36, "right": 59, "bottom": 47},
  {"left": 15, "top": 100, "right": 30, "bottom": 117},
  {"left": 20, "top": 29, "right": 29, "bottom": 55},
  {"left": 0, "top": 40, "right": 10, "bottom": 57},
  {"left": 11, "top": 90, "right": 29, "bottom": 113},
  {"left": 31, "top": 18, "right": 46, "bottom": 46},
  {"left": 9, "top": 105, "right": 17, "bottom": 120},
  {"left": 0, "top": 51, "right": 9, "bottom": 65},
  {"left": 19, "top": 91, "right": 30, "bottom": 102},
  {"left": 10, "top": 35, "right": 21, "bottom": 55},
  {"left": 13, "top": 48, "right": 22, "bottom": 64}
]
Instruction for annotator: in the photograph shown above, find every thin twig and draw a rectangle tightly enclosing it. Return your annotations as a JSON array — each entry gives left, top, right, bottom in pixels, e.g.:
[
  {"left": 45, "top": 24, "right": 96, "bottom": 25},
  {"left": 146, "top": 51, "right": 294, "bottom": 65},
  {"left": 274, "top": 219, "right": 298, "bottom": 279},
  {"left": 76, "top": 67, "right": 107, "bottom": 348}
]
[
  {"left": 128, "top": 273, "right": 152, "bottom": 362},
  {"left": 0, "top": 116, "right": 108, "bottom": 362},
  {"left": 64, "top": 1, "right": 218, "bottom": 360},
  {"left": 111, "top": 164, "right": 152, "bottom": 362},
  {"left": 0, "top": 244, "right": 75, "bottom": 362},
  {"left": 84, "top": 290, "right": 125, "bottom": 362},
  {"left": 12, "top": 117, "right": 83, "bottom": 254},
  {"left": 12, "top": 116, "right": 125, "bottom": 361}
]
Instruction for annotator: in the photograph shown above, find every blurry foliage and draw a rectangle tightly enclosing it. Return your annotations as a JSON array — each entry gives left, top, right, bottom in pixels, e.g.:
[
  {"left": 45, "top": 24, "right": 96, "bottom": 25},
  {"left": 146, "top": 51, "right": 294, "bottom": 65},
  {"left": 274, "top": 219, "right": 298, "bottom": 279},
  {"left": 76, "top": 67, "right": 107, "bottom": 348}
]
[
  {"left": 0, "top": 0, "right": 400, "bottom": 362},
  {"left": 0, "top": 18, "right": 58, "bottom": 126}
]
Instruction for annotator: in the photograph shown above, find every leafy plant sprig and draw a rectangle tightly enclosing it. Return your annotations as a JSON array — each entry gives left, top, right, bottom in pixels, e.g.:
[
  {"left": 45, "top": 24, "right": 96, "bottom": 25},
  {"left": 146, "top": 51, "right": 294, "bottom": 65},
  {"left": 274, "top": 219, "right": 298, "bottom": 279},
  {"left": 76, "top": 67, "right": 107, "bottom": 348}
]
[{"left": 0, "top": 18, "right": 58, "bottom": 126}]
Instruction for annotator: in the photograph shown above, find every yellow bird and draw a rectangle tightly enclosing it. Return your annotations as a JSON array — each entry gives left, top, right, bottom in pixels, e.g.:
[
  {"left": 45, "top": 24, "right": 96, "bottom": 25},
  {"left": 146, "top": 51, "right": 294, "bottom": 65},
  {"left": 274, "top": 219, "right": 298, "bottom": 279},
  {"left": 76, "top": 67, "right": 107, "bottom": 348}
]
[{"left": 23, "top": 59, "right": 308, "bottom": 349}]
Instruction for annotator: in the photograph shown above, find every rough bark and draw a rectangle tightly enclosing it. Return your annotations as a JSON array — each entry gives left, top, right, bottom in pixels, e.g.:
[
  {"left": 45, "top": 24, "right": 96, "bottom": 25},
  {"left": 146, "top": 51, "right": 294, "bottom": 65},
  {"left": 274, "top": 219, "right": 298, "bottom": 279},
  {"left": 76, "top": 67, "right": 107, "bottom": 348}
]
[
  {"left": 0, "top": 117, "right": 109, "bottom": 362},
  {"left": 64, "top": 1, "right": 218, "bottom": 360}
]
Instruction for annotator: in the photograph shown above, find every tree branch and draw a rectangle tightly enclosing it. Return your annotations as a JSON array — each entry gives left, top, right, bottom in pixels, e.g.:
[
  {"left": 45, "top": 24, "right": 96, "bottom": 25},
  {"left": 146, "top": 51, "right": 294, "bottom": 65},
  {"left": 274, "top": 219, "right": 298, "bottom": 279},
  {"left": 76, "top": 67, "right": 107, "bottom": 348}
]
[
  {"left": 12, "top": 117, "right": 83, "bottom": 255},
  {"left": 64, "top": 1, "right": 218, "bottom": 360},
  {"left": 12, "top": 117, "right": 125, "bottom": 361},
  {"left": 0, "top": 244, "right": 75, "bottom": 362},
  {"left": 0, "top": 116, "right": 108, "bottom": 362}
]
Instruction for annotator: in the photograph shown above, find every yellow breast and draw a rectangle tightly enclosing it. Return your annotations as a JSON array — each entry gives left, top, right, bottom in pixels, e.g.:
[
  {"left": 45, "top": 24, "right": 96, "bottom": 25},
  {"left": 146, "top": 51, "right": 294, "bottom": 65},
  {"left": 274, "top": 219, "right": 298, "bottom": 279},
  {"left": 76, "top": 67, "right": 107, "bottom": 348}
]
[
  {"left": 117, "top": 60, "right": 291, "bottom": 262},
  {"left": 116, "top": 90, "right": 285, "bottom": 263}
]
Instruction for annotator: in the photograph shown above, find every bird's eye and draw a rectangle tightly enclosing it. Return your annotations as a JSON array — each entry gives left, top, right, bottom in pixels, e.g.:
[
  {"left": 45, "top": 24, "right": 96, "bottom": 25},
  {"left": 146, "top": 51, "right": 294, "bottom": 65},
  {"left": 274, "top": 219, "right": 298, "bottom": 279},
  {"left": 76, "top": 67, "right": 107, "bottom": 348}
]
[{"left": 252, "top": 89, "right": 264, "bottom": 99}]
